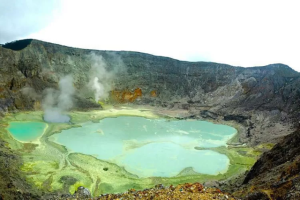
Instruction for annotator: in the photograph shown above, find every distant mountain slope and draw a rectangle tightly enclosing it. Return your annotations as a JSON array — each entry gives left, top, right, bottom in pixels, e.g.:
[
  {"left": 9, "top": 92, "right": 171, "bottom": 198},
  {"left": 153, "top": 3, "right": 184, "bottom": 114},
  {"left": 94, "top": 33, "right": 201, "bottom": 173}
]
[{"left": 1, "top": 39, "right": 299, "bottom": 145}]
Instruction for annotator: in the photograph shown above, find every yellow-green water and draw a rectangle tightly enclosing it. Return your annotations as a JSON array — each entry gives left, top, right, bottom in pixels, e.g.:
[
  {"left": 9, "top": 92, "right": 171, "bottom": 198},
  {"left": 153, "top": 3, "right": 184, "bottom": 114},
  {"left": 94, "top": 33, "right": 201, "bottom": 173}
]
[{"left": 49, "top": 116, "right": 236, "bottom": 177}]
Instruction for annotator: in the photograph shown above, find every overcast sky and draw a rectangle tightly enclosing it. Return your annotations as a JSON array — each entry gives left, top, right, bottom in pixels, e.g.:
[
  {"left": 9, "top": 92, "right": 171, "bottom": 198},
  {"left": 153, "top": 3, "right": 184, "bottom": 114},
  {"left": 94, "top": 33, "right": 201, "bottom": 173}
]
[{"left": 1, "top": 0, "right": 300, "bottom": 71}]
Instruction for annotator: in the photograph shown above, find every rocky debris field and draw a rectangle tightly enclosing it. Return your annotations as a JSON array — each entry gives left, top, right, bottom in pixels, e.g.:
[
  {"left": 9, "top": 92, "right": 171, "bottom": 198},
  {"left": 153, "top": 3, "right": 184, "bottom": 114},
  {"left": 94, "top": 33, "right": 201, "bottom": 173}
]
[{"left": 63, "top": 183, "right": 235, "bottom": 200}]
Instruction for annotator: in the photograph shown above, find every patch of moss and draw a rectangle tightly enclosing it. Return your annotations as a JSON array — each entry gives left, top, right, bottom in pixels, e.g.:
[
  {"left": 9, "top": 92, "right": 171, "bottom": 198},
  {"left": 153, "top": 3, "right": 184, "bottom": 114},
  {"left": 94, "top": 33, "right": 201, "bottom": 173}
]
[
  {"left": 69, "top": 181, "right": 89, "bottom": 194},
  {"left": 256, "top": 143, "right": 275, "bottom": 150},
  {"left": 21, "top": 162, "right": 36, "bottom": 172},
  {"left": 22, "top": 143, "right": 38, "bottom": 153},
  {"left": 42, "top": 175, "right": 53, "bottom": 191},
  {"left": 98, "top": 183, "right": 115, "bottom": 194},
  {"left": 50, "top": 161, "right": 60, "bottom": 170}
]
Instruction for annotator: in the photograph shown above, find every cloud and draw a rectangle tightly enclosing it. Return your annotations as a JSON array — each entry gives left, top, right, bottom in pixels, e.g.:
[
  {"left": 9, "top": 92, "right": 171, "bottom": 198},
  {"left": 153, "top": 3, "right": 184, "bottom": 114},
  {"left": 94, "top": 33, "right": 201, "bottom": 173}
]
[
  {"left": 3, "top": 0, "right": 299, "bottom": 71},
  {"left": 27, "top": 0, "right": 300, "bottom": 72},
  {"left": 0, "top": 0, "right": 61, "bottom": 44}
]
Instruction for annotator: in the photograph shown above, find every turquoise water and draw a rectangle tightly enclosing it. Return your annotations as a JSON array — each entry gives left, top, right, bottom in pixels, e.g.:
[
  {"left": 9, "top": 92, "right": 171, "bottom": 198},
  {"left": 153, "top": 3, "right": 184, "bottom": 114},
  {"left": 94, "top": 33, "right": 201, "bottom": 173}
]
[
  {"left": 118, "top": 142, "right": 229, "bottom": 177},
  {"left": 51, "top": 116, "right": 236, "bottom": 177},
  {"left": 8, "top": 122, "right": 47, "bottom": 142}
]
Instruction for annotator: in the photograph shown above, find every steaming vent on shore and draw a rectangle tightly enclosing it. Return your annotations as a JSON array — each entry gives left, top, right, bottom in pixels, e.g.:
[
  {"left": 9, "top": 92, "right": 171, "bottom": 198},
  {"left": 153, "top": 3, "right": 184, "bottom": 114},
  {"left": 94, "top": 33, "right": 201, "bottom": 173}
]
[{"left": 42, "top": 75, "right": 74, "bottom": 123}]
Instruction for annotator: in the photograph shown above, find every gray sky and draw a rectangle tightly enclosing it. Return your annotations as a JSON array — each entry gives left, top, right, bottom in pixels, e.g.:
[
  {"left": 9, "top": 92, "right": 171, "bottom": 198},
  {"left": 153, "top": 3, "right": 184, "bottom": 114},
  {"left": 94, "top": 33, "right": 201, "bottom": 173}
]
[
  {"left": 1, "top": 0, "right": 300, "bottom": 71},
  {"left": 0, "top": 0, "right": 61, "bottom": 43}
]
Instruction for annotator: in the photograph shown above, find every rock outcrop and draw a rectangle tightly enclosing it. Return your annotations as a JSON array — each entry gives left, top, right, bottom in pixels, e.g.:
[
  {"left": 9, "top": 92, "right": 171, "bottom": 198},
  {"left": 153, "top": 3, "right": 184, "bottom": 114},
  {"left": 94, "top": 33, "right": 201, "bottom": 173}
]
[{"left": 233, "top": 128, "right": 300, "bottom": 199}]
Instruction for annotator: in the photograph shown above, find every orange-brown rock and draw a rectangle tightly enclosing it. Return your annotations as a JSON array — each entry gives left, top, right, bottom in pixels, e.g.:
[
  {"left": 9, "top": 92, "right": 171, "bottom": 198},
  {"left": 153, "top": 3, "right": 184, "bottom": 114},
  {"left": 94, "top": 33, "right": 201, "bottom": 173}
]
[
  {"left": 96, "top": 183, "right": 235, "bottom": 200},
  {"left": 111, "top": 88, "right": 142, "bottom": 103},
  {"left": 150, "top": 90, "right": 157, "bottom": 97}
]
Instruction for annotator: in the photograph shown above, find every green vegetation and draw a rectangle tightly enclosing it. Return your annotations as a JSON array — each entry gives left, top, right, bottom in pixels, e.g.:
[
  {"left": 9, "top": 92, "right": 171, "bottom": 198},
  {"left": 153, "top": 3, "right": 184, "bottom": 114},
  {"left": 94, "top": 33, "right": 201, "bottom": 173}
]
[
  {"left": 2, "top": 39, "right": 33, "bottom": 51},
  {"left": 0, "top": 108, "right": 258, "bottom": 195}
]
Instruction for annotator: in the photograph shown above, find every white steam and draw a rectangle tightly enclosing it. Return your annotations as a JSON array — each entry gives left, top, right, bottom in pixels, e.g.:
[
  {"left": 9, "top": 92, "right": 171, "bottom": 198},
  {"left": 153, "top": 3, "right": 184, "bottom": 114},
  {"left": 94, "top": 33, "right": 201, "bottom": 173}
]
[
  {"left": 87, "top": 54, "right": 117, "bottom": 102},
  {"left": 21, "top": 53, "right": 125, "bottom": 123},
  {"left": 42, "top": 75, "right": 75, "bottom": 123},
  {"left": 21, "top": 86, "right": 41, "bottom": 100},
  {"left": 91, "top": 77, "right": 105, "bottom": 102}
]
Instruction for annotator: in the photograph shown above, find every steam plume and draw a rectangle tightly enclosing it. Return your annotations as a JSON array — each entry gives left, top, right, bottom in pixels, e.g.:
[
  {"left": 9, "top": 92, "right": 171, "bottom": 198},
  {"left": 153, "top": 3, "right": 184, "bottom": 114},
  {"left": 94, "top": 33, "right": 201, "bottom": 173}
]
[
  {"left": 87, "top": 53, "right": 125, "bottom": 102},
  {"left": 43, "top": 75, "right": 74, "bottom": 123},
  {"left": 21, "top": 86, "right": 41, "bottom": 100}
]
